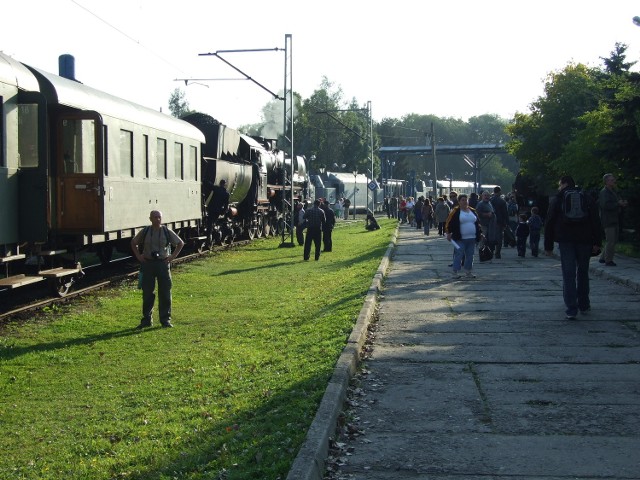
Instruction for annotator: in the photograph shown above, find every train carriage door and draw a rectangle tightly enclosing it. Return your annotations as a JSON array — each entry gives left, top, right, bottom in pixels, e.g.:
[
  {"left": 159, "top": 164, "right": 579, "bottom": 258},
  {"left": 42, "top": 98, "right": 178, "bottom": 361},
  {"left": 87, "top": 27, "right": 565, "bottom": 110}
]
[
  {"left": 17, "top": 92, "right": 49, "bottom": 243},
  {"left": 56, "top": 113, "right": 103, "bottom": 231}
]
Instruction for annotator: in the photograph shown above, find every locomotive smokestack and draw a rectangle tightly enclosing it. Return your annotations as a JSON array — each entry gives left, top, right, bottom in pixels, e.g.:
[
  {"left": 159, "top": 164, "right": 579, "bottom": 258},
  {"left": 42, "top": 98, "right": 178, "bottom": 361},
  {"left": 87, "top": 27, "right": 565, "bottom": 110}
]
[{"left": 58, "top": 54, "right": 77, "bottom": 81}]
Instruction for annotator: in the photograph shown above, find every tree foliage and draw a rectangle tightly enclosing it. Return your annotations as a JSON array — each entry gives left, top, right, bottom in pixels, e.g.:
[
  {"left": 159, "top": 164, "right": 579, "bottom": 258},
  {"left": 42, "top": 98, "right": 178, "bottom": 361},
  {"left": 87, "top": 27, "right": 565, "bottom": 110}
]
[
  {"left": 168, "top": 88, "right": 192, "bottom": 118},
  {"left": 506, "top": 42, "right": 640, "bottom": 231}
]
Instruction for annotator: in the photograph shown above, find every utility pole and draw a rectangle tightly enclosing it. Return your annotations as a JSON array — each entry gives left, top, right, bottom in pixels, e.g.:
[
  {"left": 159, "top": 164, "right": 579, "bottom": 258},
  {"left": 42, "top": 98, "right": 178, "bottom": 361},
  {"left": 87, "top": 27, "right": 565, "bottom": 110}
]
[{"left": 431, "top": 123, "right": 438, "bottom": 198}]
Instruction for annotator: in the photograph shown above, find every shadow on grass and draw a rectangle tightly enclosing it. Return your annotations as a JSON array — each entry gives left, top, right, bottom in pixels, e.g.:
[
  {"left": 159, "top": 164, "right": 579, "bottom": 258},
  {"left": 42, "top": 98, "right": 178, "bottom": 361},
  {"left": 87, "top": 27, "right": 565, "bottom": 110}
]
[
  {"left": 0, "top": 327, "right": 148, "bottom": 361},
  {"left": 108, "top": 372, "right": 331, "bottom": 479}
]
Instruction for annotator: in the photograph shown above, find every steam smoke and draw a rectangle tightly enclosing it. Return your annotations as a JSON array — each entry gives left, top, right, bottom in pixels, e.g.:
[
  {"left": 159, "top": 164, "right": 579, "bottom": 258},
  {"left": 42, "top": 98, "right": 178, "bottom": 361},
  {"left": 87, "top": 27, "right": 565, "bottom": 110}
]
[{"left": 259, "top": 94, "right": 298, "bottom": 140}]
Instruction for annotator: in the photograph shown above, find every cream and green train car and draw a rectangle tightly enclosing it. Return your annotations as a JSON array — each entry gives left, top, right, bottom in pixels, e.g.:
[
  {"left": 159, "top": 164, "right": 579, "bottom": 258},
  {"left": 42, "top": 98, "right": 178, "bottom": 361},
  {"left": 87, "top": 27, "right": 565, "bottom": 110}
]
[{"left": 1, "top": 52, "right": 205, "bottom": 293}]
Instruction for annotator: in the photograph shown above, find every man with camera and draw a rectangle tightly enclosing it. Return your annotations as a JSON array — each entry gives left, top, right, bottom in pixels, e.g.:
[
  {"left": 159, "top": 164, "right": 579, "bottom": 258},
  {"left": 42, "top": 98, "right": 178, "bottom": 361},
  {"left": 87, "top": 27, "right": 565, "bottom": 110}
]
[{"left": 131, "top": 210, "right": 184, "bottom": 328}]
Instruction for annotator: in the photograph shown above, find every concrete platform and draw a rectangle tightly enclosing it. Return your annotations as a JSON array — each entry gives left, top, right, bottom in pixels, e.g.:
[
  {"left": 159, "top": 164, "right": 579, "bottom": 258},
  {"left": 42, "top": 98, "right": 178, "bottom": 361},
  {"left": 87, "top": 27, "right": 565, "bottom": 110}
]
[{"left": 288, "top": 224, "right": 640, "bottom": 480}]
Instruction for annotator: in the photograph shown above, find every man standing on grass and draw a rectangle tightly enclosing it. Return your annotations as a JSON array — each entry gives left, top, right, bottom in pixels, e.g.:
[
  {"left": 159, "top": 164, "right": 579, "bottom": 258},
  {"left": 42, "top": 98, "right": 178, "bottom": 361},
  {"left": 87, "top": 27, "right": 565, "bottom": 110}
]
[
  {"left": 321, "top": 200, "right": 336, "bottom": 252},
  {"left": 303, "top": 200, "right": 326, "bottom": 261},
  {"left": 131, "top": 210, "right": 184, "bottom": 328}
]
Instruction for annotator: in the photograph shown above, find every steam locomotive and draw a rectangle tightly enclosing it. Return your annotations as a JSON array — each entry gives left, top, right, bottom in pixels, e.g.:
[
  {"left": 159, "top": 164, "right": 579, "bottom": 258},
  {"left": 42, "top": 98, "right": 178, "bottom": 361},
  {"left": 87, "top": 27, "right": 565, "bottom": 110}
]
[{"left": 0, "top": 53, "right": 309, "bottom": 296}]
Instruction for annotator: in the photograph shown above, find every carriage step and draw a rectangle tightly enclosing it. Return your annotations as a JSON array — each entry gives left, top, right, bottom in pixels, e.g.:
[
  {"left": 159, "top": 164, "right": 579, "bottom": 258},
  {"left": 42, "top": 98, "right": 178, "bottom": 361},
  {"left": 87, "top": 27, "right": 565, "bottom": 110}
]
[
  {"left": 0, "top": 274, "right": 44, "bottom": 288},
  {"left": 0, "top": 254, "right": 26, "bottom": 264},
  {"left": 39, "top": 267, "right": 82, "bottom": 278},
  {"left": 38, "top": 249, "right": 68, "bottom": 256}
]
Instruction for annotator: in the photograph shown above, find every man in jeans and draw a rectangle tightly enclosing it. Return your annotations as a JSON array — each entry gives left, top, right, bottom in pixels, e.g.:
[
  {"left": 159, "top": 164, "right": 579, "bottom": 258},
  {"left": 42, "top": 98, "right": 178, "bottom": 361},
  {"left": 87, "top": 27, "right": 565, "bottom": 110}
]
[{"left": 544, "top": 175, "right": 602, "bottom": 320}]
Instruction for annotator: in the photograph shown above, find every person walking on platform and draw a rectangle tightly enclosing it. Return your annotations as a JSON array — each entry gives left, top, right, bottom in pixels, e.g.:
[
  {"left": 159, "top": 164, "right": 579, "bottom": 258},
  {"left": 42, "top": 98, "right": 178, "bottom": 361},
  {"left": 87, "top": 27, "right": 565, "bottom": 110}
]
[
  {"left": 421, "top": 197, "right": 434, "bottom": 235},
  {"left": 490, "top": 186, "right": 508, "bottom": 259},
  {"left": 131, "top": 210, "right": 184, "bottom": 328},
  {"left": 303, "top": 199, "right": 326, "bottom": 261},
  {"left": 434, "top": 197, "right": 450, "bottom": 236},
  {"left": 598, "top": 173, "right": 628, "bottom": 266},
  {"left": 445, "top": 194, "right": 481, "bottom": 279},
  {"left": 544, "top": 175, "right": 602, "bottom": 320},
  {"left": 390, "top": 196, "right": 398, "bottom": 219},
  {"left": 527, "top": 206, "right": 543, "bottom": 257}
]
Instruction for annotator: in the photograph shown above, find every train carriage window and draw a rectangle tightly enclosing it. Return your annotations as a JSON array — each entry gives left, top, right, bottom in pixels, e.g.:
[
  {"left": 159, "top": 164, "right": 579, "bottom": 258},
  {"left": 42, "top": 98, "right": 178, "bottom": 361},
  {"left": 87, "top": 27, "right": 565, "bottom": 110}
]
[
  {"left": 157, "top": 138, "right": 166, "bottom": 179},
  {"left": 18, "top": 104, "right": 39, "bottom": 167},
  {"left": 190, "top": 145, "right": 198, "bottom": 180},
  {"left": 62, "top": 118, "right": 96, "bottom": 174},
  {"left": 119, "top": 129, "right": 133, "bottom": 177},
  {"left": 174, "top": 142, "right": 183, "bottom": 180},
  {"left": 103, "top": 125, "right": 108, "bottom": 176},
  {"left": 144, "top": 134, "right": 149, "bottom": 178}
]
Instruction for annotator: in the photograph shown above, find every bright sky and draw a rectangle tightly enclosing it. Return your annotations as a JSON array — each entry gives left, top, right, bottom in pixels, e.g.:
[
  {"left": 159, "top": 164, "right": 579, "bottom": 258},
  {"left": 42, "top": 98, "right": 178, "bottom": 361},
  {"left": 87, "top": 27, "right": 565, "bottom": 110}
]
[{"left": 2, "top": 0, "right": 639, "bottom": 129}]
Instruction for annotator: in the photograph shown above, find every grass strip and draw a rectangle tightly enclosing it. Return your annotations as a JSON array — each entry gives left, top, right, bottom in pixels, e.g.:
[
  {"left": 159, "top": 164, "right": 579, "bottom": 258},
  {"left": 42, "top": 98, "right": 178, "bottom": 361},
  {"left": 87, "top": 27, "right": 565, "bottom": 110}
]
[{"left": 0, "top": 218, "right": 395, "bottom": 480}]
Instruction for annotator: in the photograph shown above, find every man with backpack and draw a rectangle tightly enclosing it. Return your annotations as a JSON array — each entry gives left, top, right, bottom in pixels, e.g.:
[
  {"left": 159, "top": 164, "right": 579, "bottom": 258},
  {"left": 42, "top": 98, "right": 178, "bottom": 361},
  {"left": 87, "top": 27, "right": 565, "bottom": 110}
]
[
  {"left": 544, "top": 176, "right": 602, "bottom": 320},
  {"left": 131, "top": 210, "right": 185, "bottom": 328}
]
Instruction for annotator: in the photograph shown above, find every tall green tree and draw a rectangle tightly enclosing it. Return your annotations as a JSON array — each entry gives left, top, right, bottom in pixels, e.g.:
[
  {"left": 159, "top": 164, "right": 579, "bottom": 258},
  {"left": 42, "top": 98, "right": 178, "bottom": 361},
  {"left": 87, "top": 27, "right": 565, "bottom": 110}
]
[
  {"left": 295, "top": 77, "right": 377, "bottom": 175},
  {"left": 506, "top": 43, "right": 640, "bottom": 230},
  {"left": 168, "top": 88, "right": 191, "bottom": 118}
]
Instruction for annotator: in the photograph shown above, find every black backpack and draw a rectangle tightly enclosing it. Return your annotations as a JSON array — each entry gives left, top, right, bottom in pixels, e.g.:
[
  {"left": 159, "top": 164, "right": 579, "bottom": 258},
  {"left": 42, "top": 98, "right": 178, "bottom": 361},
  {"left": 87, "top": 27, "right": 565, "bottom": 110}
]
[{"left": 561, "top": 189, "right": 588, "bottom": 223}]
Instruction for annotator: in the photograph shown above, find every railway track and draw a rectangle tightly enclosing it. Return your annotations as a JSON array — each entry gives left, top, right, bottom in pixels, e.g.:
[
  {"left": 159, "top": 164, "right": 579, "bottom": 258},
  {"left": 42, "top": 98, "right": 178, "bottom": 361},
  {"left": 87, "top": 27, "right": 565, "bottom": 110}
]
[{"left": 0, "top": 240, "right": 252, "bottom": 323}]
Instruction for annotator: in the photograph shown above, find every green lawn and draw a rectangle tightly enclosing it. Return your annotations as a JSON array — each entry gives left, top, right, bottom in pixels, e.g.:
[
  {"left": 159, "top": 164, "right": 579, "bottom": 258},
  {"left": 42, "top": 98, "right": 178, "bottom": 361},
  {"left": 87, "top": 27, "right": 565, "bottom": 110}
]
[{"left": 0, "top": 219, "right": 396, "bottom": 480}]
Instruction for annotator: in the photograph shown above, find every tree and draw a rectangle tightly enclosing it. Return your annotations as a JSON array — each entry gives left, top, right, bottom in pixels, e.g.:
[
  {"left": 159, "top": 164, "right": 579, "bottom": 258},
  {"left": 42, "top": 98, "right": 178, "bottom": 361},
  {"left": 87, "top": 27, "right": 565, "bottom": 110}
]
[
  {"left": 506, "top": 63, "right": 601, "bottom": 191},
  {"left": 168, "top": 88, "right": 191, "bottom": 118},
  {"left": 506, "top": 43, "right": 640, "bottom": 232},
  {"left": 295, "top": 77, "right": 376, "bottom": 175}
]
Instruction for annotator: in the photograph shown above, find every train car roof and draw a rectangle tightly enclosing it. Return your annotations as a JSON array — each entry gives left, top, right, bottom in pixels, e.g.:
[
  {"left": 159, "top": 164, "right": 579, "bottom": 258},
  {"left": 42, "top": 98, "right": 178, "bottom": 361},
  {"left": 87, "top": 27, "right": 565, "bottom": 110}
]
[
  {"left": 328, "top": 172, "right": 370, "bottom": 183},
  {"left": 0, "top": 53, "right": 40, "bottom": 91},
  {"left": 26, "top": 65, "right": 205, "bottom": 142}
]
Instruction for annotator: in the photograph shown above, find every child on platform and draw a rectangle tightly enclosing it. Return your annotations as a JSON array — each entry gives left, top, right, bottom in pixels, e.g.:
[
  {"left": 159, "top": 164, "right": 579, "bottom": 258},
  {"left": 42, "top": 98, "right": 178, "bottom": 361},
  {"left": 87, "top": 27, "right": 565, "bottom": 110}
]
[{"left": 527, "top": 206, "right": 543, "bottom": 257}]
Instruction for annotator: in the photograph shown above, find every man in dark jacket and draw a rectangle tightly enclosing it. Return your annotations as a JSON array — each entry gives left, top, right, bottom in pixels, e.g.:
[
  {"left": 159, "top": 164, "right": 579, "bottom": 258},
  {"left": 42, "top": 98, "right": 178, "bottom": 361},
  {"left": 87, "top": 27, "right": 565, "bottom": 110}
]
[
  {"left": 321, "top": 200, "right": 336, "bottom": 252},
  {"left": 544, "top": 175, "right": 602, "bottom": 320},
  {"left": 303, "top": 200, "right": 326, "bottom": 261}
]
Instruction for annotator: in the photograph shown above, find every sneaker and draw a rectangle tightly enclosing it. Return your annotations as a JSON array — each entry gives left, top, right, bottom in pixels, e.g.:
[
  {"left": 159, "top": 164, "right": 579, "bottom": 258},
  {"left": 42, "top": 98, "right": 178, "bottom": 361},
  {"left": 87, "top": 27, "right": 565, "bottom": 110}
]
[
  {"left": 161, "top": 321, "right": 174, "bottom": 328},
  {"left": 605, "top": 261, "right": 617, "bottom": 266},
  {"left": 136, "top": 320, "right": 152, "bottom": 329},
  {"left": 579, "top": 306, "right": 591, "bottom": 314},
  {"left": 565, "top": 309, "right": 578, "bottom": 320},
  {"left": 464, "top": 271, "right": 476, "bottom": 279},
  {"left": 598, "top": 258, "right": 605, "bottom": 264},
  {"left": 451, "top": 272, "right": 462, "bottom": 279}
]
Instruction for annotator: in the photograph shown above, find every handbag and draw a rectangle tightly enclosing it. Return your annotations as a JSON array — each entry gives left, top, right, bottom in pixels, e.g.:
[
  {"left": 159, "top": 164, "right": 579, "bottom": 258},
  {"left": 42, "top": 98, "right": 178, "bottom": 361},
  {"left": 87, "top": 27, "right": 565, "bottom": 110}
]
[
  {"left": 504, "top": 227, "right": 516, "bottom": 247},
  {"left": 479, "top": 243, "right": 493, "bottom": 262}
]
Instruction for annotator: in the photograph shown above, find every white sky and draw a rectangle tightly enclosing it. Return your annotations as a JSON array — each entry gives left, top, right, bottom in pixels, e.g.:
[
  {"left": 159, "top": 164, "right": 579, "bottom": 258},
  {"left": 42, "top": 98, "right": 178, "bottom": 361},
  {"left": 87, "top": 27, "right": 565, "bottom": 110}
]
[{"left": 2, "top": 0, "right": 639, "bottom": 129}]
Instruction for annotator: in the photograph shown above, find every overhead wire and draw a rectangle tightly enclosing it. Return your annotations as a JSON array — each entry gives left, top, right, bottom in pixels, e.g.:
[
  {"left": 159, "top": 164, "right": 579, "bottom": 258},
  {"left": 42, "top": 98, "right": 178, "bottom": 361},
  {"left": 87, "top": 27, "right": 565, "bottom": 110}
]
[{"left": 69, "top": 0, "right": 189, "bottom": 76}]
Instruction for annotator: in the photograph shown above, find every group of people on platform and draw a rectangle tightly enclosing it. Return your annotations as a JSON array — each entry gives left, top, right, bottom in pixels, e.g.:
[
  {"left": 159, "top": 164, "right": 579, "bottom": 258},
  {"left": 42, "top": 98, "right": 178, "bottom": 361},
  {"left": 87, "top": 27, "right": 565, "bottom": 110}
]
[
  {"left": 437, "top": 174, "right": 627, "bottom": 320},
  {"left": 383, "top": 194, "right": 452, "bottom": 236}
]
